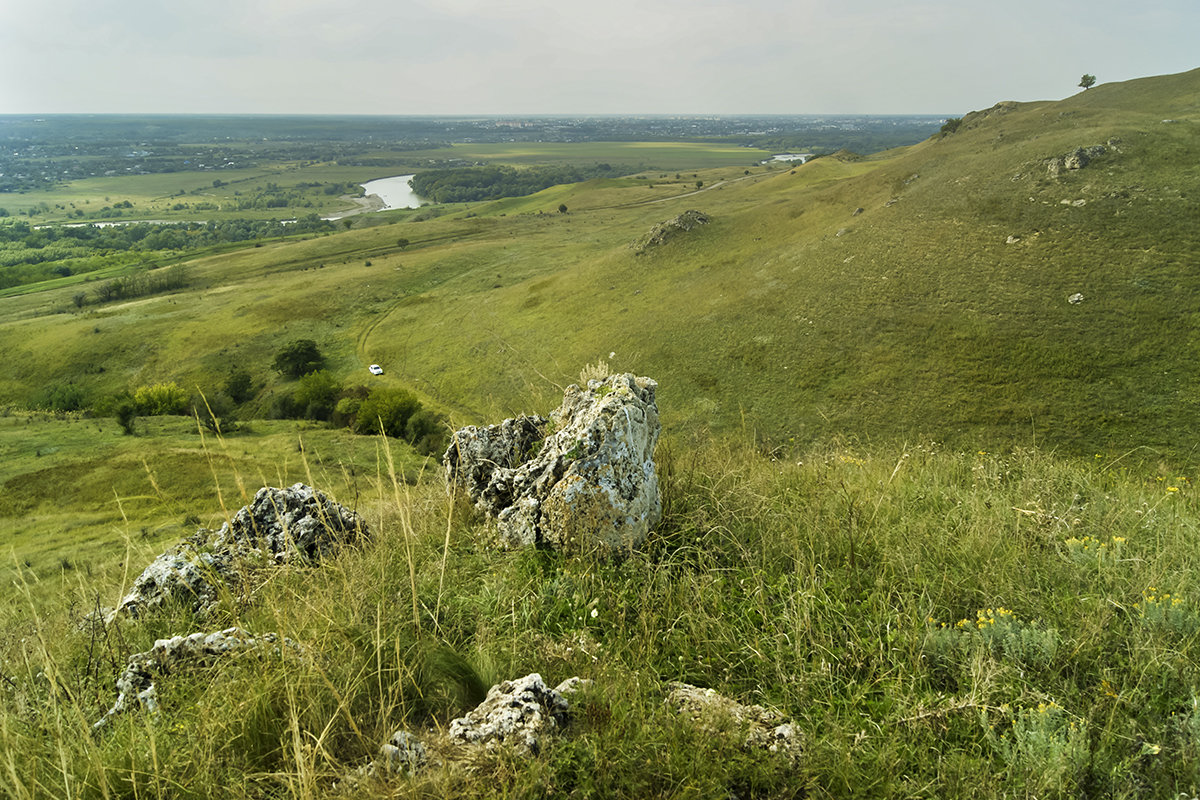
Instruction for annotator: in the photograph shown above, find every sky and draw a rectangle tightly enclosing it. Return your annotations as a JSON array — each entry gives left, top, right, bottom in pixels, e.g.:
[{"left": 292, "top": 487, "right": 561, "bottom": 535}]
[{"left": 2, "top": 0, "right": 1197, "bottom": 116}]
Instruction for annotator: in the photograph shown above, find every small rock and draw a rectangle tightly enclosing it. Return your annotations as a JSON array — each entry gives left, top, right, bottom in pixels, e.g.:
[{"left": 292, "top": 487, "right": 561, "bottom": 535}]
[
  {"left": 378, "top": 731, "right": 429, "bottom": 773},
  {"left": 1068, "top": 293, "right": 1084, "bottom": 305},
  {"left": 447, "top": 673, "right": 574, "bottom": 754},
  {"left": 666, "top": 682, "right": 802, "bottom": 763}
]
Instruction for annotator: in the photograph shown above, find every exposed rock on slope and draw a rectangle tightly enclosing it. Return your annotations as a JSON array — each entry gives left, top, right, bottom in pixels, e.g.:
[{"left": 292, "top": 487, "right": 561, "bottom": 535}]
[
  {"left": 667, "top": 682, "right": 802, "bottom": 764},
  {"left": 631, "top": 210, "right": 710, "bottom": 253},
  {"left": 445, "top": 373, "right": 661, "bottom": 556},
  {"left": 94, "top": 627, "right": 299, "bottom": 730},
  {"left": 108, "top": 484, "right": 368, "bottom": 621},
  {"left": 448, "top": 673, "right": 581, "bottom": 753}
]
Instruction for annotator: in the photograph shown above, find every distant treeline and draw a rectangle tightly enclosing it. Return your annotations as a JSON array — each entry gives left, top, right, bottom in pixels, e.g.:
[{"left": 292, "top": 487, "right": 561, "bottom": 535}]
[
  {"left": 0, "top": 216, "right": 336, "bottom": 289},
  {"left": 410, "top": 164, "right": 620, "bottom": 203}
]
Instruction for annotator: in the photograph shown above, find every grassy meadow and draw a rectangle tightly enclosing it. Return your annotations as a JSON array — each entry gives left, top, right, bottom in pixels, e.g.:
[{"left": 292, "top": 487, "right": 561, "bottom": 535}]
[{"left": 2, "top": 68, "right": 1200, "bottom": 797}]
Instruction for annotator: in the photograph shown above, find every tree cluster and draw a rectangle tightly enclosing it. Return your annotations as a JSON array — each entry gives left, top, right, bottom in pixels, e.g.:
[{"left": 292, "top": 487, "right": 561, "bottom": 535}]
[
  {"left": 0, "top": 216, "right": 336, "bottom": 291},
  {"left": 409, "top": 164, "right": 617, "bottom": 203}
]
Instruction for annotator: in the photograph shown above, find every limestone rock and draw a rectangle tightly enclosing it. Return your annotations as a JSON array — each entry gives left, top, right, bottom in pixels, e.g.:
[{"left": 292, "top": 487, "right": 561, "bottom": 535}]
[
  {"left": 445, "top": 373, "right": 661, "bottom": 556},
  {"left": 447, "top": 673, "right": 574, "bottom": 753},
  {"left": 94, "top": 627, "right": 298, "bottom": 729},
  {"left": 109, "top": 484, "right": 368, "bottom": 620},
  {"left": 632, "top": 210, "right": 710, "bottom": 253},
  {"left": 666, "top": 682, "right": 802, "bottom": 763},
  {"left": 1047, "top": 144, "right": 1109, "bottom": 176},
  {"left": 377, "top": 731, "right": 429, "bottom": 774}
]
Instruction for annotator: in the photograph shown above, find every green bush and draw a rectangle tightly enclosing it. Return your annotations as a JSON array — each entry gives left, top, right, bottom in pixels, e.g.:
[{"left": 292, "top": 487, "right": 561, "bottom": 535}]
[
  {"left": 33, "top": 383, "right": 87, "bottom": 413},
  {"left": 273, "top": 339, "right": 324, "bottom": 379},
  {"left": 225, "top": 369, "right": 255, "bottom": 404},
  {"left": 406, "top": 407, "right": 449, "bottom": 455},
  {"left": 294, "top": 370, "right": 342, "bottom": 422},
  {"left": 132, "top": 382, "right": 190, "bottom": 416},
  {"left": 354, "top": 387, "right": 420, "bottom": 438}
]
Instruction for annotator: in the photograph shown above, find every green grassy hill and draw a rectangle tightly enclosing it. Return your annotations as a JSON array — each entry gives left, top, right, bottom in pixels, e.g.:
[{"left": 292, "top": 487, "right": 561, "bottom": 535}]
[
  {"left": 6, "top": 69, "right": 1198, "bottom": 455},
  {"left": 4, "top": 70, "right": 1200, "bottom": 799}
]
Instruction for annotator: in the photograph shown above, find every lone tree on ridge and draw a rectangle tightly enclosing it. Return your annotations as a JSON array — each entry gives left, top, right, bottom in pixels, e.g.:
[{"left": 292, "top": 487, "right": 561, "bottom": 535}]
[{"left": 1079, "top": 74, "right": 1096, "bottom": 90}]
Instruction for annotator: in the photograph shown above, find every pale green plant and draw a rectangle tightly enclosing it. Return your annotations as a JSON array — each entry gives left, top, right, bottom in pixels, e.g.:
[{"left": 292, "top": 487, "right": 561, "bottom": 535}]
[
  {"left": 578, "top": 358, "right": 612, "bottom": 385},
  {"left": 1064, "top": 534, "right": 1125, "bottom": 568},
  {"left": 927, "top": 607, "right": 1059, "bottom": 669},
  {"left": 984, "top": 701, "right": 1089, "bottom": 796},
  {"left": 1135, "top": 587, "right": 1199, "bottom": 634}
]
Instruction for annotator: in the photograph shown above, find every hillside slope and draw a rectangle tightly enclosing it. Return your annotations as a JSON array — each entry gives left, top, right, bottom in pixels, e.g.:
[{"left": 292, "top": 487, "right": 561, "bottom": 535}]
[{"left": 2, "top": 69, "right": 1198, "bottom": 455}]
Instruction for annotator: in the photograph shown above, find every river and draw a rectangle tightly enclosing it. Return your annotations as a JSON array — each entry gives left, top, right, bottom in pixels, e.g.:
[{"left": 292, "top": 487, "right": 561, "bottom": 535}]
[{"left": 361, "top": 174, "right": 425, "bottom": 210}]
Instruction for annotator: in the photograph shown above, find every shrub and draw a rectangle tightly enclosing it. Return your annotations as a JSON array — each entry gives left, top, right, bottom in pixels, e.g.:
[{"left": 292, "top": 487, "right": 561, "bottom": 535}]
[
  {"left": 33, "top": 383, "right": 87, "bottom": 413},
  {"left": 191, "top": 391, "right": 237, "bottom": 434},
  {"left": 294, "top": 370, "right": 341, "bottom": 422},
  {"left": 354, "top": 387, "right": 420, "bottom": 438},
  {"left": 132, "top": 382, "right": 190, "bottom": 416},
  {"left": 273, "top": 339, "right": 324, "bottom": 379},
  {"left": 225, "top": 369, "right": 255, "bottom": 404},
  {"left": 406, "top": 407, "right": 449, "bottom": 455}
]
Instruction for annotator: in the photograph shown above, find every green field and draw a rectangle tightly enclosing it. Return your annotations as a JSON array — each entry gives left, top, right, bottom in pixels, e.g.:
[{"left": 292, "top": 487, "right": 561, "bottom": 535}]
[
  {"left": 1, "top": 141, "right": 771, "bottom": 224},
  {"left": 3, "top": 69, "right": 1200, "bottom": 798}
]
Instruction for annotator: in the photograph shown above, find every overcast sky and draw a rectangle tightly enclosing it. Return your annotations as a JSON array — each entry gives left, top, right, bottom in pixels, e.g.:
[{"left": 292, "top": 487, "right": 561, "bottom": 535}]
[{"left": 2, "top": 0, "right": 1196, "bottom": 116}]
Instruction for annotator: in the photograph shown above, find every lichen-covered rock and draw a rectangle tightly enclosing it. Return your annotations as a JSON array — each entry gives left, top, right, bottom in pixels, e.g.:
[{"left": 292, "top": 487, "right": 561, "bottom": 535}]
[
  {"left": 376, "top": 731, "right": 429, "bottom": 774},
  {"left": 94, "top": 627, "right": 298, "bottom": 729},
  {"left": 445, "top": 373, "right": 661, "bottom": 556},
  {"left": 108, "top": 484, "right": 368, "bottom": 621},
  {"left": 631, "top": 210, "right": 710, "bottom": 253},
  {"left": 666, "top": 682, "right": 802, "bottom": 763},
  {"left": 447, "top": 673, "right": 577, "bottom": 753},
  {"left": 1047, "top": 144, "right": 1109, "bottom": 176}
]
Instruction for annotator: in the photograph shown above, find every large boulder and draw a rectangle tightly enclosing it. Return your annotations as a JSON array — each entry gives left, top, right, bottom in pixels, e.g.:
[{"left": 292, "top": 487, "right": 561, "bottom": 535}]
[
  {"left": 108, "top": 484, "right": 369, "bottom": 621},
  {"left": 445, "top": 373, "right": 661, "bottom": 556}
]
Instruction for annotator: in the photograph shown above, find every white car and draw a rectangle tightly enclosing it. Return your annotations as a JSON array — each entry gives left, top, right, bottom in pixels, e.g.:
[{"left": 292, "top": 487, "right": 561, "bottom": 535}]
[{"left": 368, "top": 364, "right": 384, "bottom": 375}]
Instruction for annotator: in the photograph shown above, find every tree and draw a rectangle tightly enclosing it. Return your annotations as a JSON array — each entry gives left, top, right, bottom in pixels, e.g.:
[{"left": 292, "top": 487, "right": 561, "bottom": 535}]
[
  {"left": 557, "top": 203, "right": 568, "bottom": 214},
  {"left": 1079, "top": 74, "right": 1096, "bottom": 90},
  {"left": 396, "top": 237, "right": 409, "bottom": 250},
  {"left": 274, "top": 339, "right": 324, "bottom": 378}
]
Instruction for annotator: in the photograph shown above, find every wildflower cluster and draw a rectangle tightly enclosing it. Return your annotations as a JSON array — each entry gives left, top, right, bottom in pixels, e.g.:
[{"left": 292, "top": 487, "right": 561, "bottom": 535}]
[
  {"left": 1064, "top": 534, "right": 1125, "bottom": 567},
  {"left": 985, "top": 700, "right": 1088, "bottom": 793},
  {"left": 1136, "top": 587, "right": 1197, "bottom": 633},
  {"left": 927, "top": 607, "right": 1059, "bottom": 669}
]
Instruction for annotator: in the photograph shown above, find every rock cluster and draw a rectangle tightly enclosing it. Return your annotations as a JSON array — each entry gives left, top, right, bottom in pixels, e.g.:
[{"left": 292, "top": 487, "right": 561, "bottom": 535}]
[
  {"left": 631, "top": 210, "right": 710, "bottom": 253},
  {"left": 354, "top": 674, "right": 588, "bottom": 782},
  {"left": 108, "top": 484, "right": 368, "bottom": 621},
  {"left": 355, "top": 675, "right": 800, "bottom": 784},
  {"left": 1046, "top": 141, "right": 1119, "bottom": 177},
  {"left": 445, "top": 373, "right": 661, "bottom": 557},
  {"left": 94, "top": 627, "right": 298, "bottom": 730},
  {"left": 666, "top": 682, "right": 803, "bottom": 763}
]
